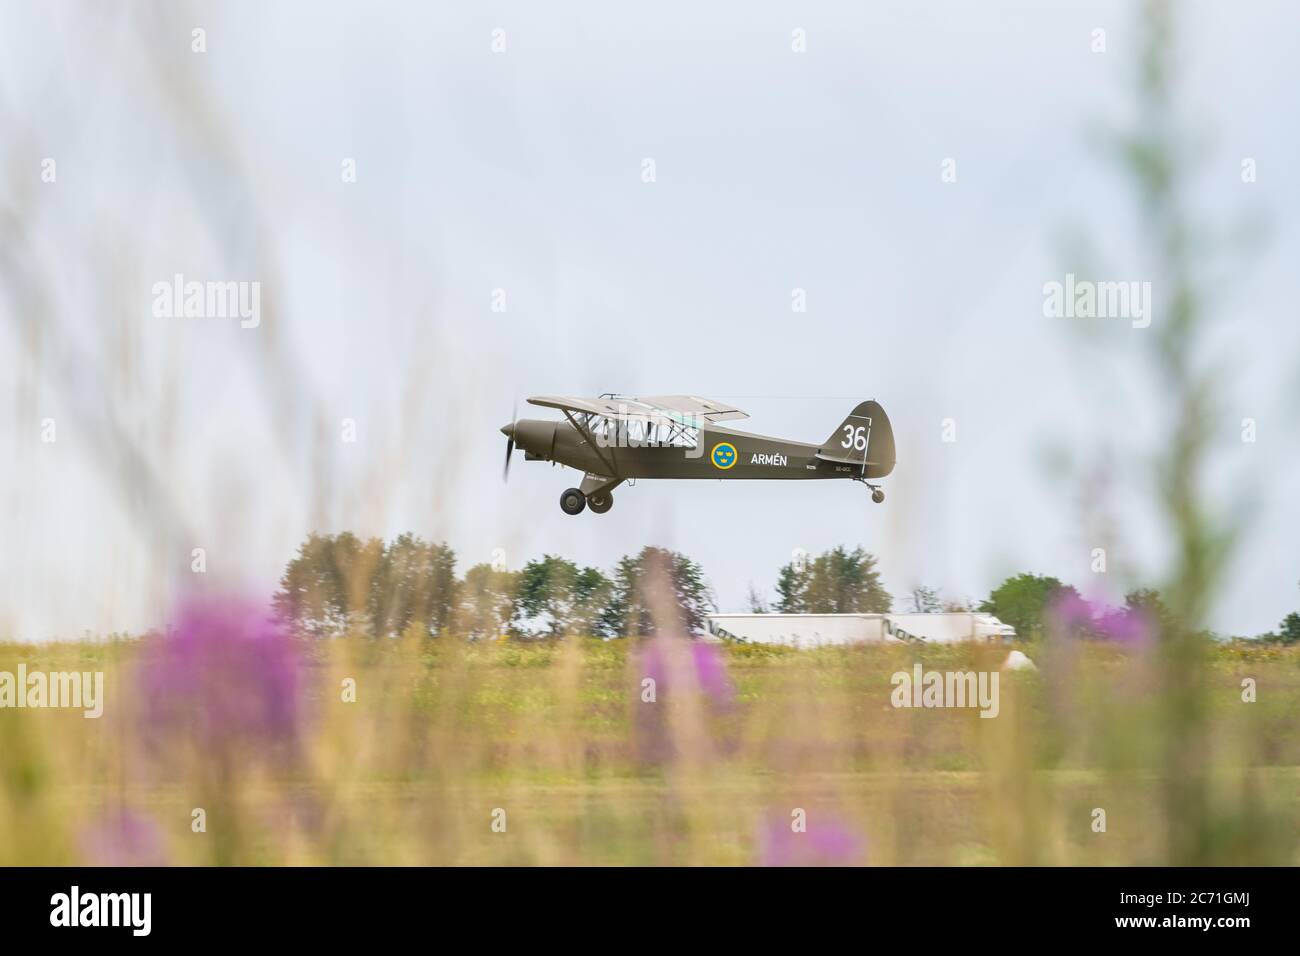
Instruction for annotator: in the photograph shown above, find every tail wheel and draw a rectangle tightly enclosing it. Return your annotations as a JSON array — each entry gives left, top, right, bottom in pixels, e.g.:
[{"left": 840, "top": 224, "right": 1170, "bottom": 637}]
[
  {"left": 871, "top": 488, "right": 885, "bottom": 504},
  {"left": 588, "top": 492, "right": 613, "bottom": 514},
  {"left": 559, "top": 488, "right": 586, "bottom": 515}
]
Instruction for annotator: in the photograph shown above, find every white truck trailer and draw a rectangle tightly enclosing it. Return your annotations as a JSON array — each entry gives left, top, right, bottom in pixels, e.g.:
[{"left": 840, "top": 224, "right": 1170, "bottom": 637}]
[{"left": 705, "top": 612, "right": 1014, "bottom": 648}]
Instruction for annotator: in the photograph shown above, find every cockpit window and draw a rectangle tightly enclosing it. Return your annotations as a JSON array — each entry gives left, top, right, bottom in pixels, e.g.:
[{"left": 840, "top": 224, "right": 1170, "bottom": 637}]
[{"left": 580, "top": 413, "right": 698, "bottom": 449}]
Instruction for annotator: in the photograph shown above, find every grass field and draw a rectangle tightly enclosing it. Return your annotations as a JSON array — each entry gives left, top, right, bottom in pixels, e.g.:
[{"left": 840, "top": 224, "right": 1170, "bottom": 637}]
[{"left": 3, "top": 629, "right": 1298, "bottom": 866}]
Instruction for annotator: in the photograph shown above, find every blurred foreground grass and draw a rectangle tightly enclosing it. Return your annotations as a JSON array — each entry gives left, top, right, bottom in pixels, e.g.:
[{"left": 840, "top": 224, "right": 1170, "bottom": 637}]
[{"left": 2, "top": 635, "right": 1297, "bottom": 866}]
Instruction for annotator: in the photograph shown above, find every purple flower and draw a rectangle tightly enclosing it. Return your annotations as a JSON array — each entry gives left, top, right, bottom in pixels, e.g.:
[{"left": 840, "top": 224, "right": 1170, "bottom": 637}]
[
  {"left": 690, "top": 641, "right": 736, "bottom": 704},
  {"left": 639, "top": 636, "right": 735, "bottom": 705},
  {"left": 1048, "top": 591, "right": 1157, "bottom": 645},
  {"left": 1095, "top": 607, "right": 1151, "bottom": 643},
  {"left": 758, "top": 813, "right": 864, "bottom": 867},
  {"left": 633, "top": 636, "right": 736, "bottom": 766},
  {"left": 78, "top": 810, "right": 166, "bottom": 867},
  {"left": 1049, "top": 591, "right": 1096, "bottom": 636},
  {"left": 140, "top": 594, "right": 302, "bottom": 752}
]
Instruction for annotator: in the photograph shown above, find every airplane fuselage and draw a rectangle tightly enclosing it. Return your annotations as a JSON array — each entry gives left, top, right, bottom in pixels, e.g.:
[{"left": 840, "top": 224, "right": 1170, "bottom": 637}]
[
  {"left": 501, "top": 395, "right": 894, "bottom": 514},
  {"left": 510, "top": 420, "right": 887, "bottom": 481}
]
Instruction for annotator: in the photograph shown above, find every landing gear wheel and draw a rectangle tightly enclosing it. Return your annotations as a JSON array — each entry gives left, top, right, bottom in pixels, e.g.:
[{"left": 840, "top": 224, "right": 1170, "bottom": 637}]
[
  {"left": 871, "top": 488, "right": 885, "bottom": 504},
  {"left": 587, "top": 492, "right": 613, "bottom": 514},
  {"left": 560, "top": 488, "right": 587, "bottom": 515}
]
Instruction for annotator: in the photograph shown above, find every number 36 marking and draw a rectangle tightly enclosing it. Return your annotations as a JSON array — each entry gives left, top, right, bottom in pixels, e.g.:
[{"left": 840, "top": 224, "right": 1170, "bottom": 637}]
[{"left": 840, "top": 424, "right": 868, "bottom": 451}]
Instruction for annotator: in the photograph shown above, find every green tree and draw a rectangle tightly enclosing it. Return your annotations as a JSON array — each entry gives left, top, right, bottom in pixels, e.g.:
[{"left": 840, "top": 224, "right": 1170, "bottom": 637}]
[
  {"left": 516, "top": 555, "right": 611, "bottom": 637},
  {"left": 276, "top": 532, "right": 457, "bottom": 637},
  {"left": 371, "top": 535, "right": 458, "bottom": 637},
  {"left": 274, "top": 532, "right": 336, "bottom": 635},
  {"left": 979, "top": 573, "right": 1080, "bottom": 642},
  {"left": 456, "top": 563, "right": 521, "bottom": 640},
  {"left": 600, "top": 546, "right": 713, "bottom": 636},
  {"left": 1278, "top": 612, "right": 1300, "bottom": 646},
  {"left": 274, "top": 532, "right": 385, "bottom": 636},
  {"left": 774, "top": 559, "right": 811, "bottom": 613},
  {"left": 776, "top": 546, "right": 891, "bottom": 613},
  {"left": 1121, "top": 588, "right": 1172, "bottom": 636},
  {"left": 368, "top": 534, "right": 457, "bottom": 637}
]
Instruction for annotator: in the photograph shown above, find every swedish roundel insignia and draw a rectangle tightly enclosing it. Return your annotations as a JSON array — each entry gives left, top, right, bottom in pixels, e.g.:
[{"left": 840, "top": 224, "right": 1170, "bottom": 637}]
[{"left": 711, "top": 442, "right": 738, "bottom": 470}]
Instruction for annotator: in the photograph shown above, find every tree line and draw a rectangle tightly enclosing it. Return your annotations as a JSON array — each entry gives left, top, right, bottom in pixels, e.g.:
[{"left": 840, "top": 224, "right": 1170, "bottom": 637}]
[
  {"left": 273, "top": 533, "right": 715, "bottom": 639},
  {"left": 959, "top": 572, "right": 1298, "bottom": 645},
  {"left": 273, "top": 535, "right": 892, "bottom": 639},
  {"left": 273, "top": 532, "right": 1300, "bottom": 643}
]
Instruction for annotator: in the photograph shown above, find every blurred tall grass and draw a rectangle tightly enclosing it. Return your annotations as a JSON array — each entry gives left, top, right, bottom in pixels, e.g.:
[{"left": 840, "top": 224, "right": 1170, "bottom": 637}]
[
  {"left": 1, "top": 634, "right": 1297, "bottom": 865},
  {"left": 1079, "top": 0, "right": 1275, "bottom": 864}
]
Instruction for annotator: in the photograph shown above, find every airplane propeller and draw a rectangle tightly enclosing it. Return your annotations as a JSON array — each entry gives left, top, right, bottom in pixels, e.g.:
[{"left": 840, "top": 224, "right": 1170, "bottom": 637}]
[{"left": 502, "top": 401, "right": 518, "bottom": 482}]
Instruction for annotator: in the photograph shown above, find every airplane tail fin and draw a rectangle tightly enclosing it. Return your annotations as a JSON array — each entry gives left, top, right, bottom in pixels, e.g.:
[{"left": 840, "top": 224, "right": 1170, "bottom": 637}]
[{"left": 820, "top": 400, "right": 895, "bottom": 477}]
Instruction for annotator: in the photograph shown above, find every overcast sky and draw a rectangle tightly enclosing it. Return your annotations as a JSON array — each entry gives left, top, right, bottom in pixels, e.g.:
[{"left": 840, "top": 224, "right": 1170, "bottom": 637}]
[{"left": 2, "top": 0, "right": 1297, "bottom": 640}]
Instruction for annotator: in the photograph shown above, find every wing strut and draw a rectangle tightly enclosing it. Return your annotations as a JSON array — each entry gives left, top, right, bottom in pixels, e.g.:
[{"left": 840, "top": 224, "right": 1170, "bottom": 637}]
[{"left": 562, "top": 410, "right": 616, "bottom": 474}]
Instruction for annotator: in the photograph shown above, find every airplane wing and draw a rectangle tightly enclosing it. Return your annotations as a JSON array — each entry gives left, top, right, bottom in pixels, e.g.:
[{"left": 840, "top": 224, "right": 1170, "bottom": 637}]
[
  {"left": 527, "top": 395, "right": 748, "bottom": 424},
  {"left": 636, "top": 395, "right": 749, "bottom": 423},
  {"left": 527, "top": 396, "right": 629, "bottom": 417}
]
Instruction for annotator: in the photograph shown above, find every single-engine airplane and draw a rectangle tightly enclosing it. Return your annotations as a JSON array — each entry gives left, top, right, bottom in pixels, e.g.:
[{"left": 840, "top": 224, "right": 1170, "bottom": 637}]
[{"left": 501, "top": 394, "right": 895, "bottom": 515}]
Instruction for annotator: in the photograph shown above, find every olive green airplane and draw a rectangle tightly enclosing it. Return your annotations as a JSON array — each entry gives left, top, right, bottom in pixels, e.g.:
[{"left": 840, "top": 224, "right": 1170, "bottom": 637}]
[{"left": 501, "top": 394, "right": 895, "bottom": 515}]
